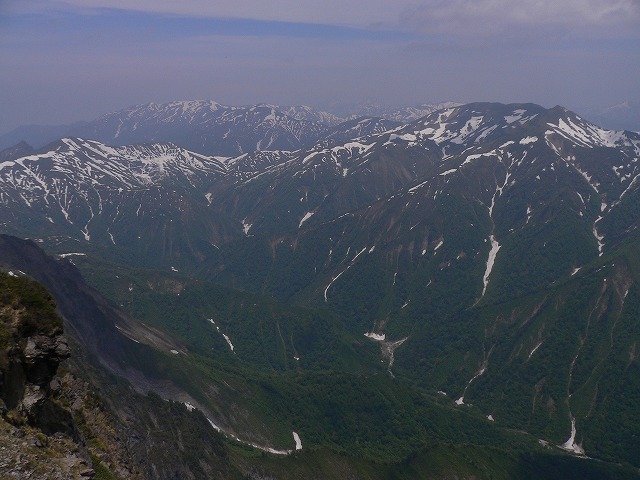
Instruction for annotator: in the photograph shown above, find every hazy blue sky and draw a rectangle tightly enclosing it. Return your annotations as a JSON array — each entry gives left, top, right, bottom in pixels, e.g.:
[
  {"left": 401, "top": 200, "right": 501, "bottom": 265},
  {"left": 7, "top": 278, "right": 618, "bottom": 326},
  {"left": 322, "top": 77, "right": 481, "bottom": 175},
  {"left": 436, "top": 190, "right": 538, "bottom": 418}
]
[{"left": 1, "top": 0, "right": 639, "bottom": 133}]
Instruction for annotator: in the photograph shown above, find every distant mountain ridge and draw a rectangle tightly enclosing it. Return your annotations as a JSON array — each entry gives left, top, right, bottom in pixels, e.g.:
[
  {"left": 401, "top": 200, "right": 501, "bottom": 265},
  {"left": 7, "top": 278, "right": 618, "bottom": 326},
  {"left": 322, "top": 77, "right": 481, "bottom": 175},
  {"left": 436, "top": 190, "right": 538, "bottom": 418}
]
[
  {"left": 0, "top": 140, "right": 34, "bottom": 162},
  {"left": 578, "top": 100, "right": 640, "bottom": 133},
  {"left": 346, "top": 101, "right": 463, "bottom": 123},
  {"left": 0, "top": 100, "right": 461, "bottom": 154},
  {"left": 3, "top": 99, "right": 638, "bottom": 157}
]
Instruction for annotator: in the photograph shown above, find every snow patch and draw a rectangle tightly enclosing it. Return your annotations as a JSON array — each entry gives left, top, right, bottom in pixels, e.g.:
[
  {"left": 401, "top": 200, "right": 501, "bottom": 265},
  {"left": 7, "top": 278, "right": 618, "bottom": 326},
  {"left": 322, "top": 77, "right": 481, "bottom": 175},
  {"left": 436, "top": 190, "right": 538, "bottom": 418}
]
[
  {"left": 451, "top": 116, "right": 484, "bottom": 144},
  {"left": 364, "top": 332, "right": 386, "bottom": 341},
  {"left": 561, "top": 416, "right": 585, "bottom": 455},
  {"left": 207, "top": 418, "right": 221, "bottom": 432},
  {"left": 528, "top": 342, "right": 543, "bottom": 359},
  {"left": 505, "top": 110, "right": 526, "bottom": 124},
  {"left": 292, "top": 432, "right": 302, "bottom": 450},
  {"left": 114, "top": 325, "right": 140, "bottom": 344},
  {"left": 481, "top": 235, "right": 500, "bottom": 297},
  {"left": 58, "top": 252, "right": 86, "bottom": 258},
  {"left": 461, "top": 151, "right": 498, "bottom": 167},
  {"left": 222, "top": 333, "right": 235, "bottom": 352},
  {"left": 324, "top": 268, "right": 349, "bottom": 302},
  {"left": 475, "top": 125, "right": 497, "bottom": 142},
  {"left": 388, "top": 133, "right": 417, "bottom": 142},
  {"left": 549, "top": 117, "right": 627, "bottom": 149},
  {"left": 456, "top": 366, "right": 487, "bottom": 406},
  {"left": 593, "top": 216, "right": 605, "bottom": 256},
  {"left": 299, "top": 211, "right": 314, "bottom": 228},
  {"left": 205, "top": 417, "right": 292, "bottom": 455},
  {"left": 519, "top": 136, "right": 538, "bottom": 145},
  {"left": 207, "top": 318, "right": 235, "bottom": 353}
]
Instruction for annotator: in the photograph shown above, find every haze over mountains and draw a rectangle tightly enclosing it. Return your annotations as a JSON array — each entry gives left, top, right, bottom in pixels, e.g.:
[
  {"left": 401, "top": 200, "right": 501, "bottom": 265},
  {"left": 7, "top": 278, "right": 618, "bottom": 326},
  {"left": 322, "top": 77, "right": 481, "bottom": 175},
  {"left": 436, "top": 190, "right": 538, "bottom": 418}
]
[
  {"left": 578, "top": 101, "right": 640, "bottom": 133},
  {"left": 1, "top": 99, "right": 639, "bottom": 478},
  {"left": 0, "top": 101, "right": 463, "bottom": 157},
  {"left": 2, "top": 99, "right": 638, "bottom": 158}
]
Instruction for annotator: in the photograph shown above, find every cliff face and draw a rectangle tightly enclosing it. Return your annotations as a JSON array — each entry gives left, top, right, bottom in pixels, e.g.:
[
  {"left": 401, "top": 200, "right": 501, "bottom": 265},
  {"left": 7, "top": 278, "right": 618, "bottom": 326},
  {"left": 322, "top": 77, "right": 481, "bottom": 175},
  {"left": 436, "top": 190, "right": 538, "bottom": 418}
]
[
  {"left": 5, "top": 332, "right": 71, "bottom": 429},
  {"left": 0, "top": 271, "right": 68, "bottom": 422},
  {"left": 0, "top": 270, "right": 97, "bottom": 479}
]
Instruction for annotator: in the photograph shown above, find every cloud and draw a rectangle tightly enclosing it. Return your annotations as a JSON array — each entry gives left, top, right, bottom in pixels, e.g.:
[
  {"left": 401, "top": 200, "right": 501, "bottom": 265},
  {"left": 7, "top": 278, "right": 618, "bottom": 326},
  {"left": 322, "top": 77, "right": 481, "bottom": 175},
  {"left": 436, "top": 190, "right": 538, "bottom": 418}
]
[
  {"left": 4, "top": 0, "right": 415, "bottom": 29},
  {"left": 7, "top": 0, "right": 638, "bottom": 32},
  {"left": 5, "top": 0, "right": 637, "bottom": 44},
  {"left": 398, "top": 0, "right": 640, "bottom": 38}
]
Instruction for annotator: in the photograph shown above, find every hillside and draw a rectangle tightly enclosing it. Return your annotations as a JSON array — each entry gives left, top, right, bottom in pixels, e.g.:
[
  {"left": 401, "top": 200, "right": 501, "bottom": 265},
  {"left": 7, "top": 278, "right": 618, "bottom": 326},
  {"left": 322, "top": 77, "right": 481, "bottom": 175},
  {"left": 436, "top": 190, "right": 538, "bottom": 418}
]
[{"left": 0, "top": 101, "right": 639, "bottom": 476}]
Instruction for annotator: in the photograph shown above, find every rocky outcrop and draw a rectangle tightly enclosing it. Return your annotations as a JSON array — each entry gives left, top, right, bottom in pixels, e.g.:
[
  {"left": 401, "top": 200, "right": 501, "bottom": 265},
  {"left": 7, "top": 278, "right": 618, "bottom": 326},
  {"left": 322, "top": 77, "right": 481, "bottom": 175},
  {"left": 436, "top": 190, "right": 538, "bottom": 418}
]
[
  {"left": 0, "top": 274, "right": 71, "bottom": 432},
  {"left": 14, "top": 335, "right": 70, "bottom": 421},
  {"left": 0, "top": 270, "right": 95, "bottom": 479}
]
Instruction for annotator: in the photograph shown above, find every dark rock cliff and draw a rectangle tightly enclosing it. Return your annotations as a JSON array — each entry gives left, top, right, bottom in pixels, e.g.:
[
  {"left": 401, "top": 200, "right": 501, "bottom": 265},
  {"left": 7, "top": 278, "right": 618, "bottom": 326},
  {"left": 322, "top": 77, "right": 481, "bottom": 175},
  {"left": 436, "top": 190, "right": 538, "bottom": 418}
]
[
  {"left": 0, "top": 271, "right": 69, "bottom": 426},
  {"left": 0, "top": 269, "right": 95, "bottom": 479}
]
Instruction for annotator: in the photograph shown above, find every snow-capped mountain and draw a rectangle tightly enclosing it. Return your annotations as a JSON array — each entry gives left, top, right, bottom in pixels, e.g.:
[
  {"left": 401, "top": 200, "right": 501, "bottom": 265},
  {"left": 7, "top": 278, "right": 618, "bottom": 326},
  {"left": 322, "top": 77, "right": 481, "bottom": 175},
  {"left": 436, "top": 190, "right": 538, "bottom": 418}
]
[
  {"left": 329, "top": 101, "right": 462, "bottom": 123},
  {"left": 198, "top": 103, "right": 640, "bottom": 463},
  {"left": 0, "top": 137, "right": 233, "bottom": 261},
  {"left": 2, "top": 103, "right": 639, "bottom": 259},
  {"left": 375, "top": 102, "right": 464, "bottom": 123},
  {"left": 279, "top": 105, "right": 344, "bottom": 127},
  {"left": 0, "top": 137, "right": 225, "bottom": 204},
  {"left": 0, "top": 100, "right": 463, "bottom": 156},
  {"left": 317, "top": 117, "right": 402, "bottom": 147},
  {"left": 71, "top": 101, "right": 330, "bottom": 156},
  {"left": 1, "top": 102, "right": 640, "bottom": 466},
  {"left": 213, "top": 102, "right": 640, "bottom": 250}
]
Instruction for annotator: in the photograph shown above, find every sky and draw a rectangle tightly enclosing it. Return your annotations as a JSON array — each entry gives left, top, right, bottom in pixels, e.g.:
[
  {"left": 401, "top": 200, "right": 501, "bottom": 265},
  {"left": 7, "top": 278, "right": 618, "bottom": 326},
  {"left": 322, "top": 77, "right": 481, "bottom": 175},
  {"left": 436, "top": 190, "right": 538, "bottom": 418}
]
[{"left": 0, "top": 0, "right": 639, "bottom": 134}]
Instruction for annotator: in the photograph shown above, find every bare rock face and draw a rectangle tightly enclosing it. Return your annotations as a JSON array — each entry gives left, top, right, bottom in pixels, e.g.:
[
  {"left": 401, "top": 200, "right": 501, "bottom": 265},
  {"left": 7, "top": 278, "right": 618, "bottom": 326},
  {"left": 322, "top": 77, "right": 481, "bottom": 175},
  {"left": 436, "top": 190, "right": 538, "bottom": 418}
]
[
  {"left": 24, "top": 336, "right": 68, "bottom": 395},
  {"left": 2, "top": 333, "right": 71, "bottom": 426},
  {"left": 0, "top": 270, "right": 94, "bottom": 479},
  {"left": 21, "top": 384, "right": 46, "bottom": 415},
  {"left": 0, "top": 271, "right": 75, "bottom": 435}
]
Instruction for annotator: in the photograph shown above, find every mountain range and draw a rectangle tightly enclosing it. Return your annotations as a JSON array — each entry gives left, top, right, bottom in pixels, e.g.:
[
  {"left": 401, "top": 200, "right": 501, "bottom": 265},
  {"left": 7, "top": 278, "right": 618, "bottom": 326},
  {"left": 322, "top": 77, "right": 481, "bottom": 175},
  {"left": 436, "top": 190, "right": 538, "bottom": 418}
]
[
  {"left": 1, "top": 100, "right": 639, "bottom": 478},
  {"left": 3, "top": 99, "right": 639, "bottom": 158},
  {"left": 0, "top": 100, "right": 457, "bottom": 156}
]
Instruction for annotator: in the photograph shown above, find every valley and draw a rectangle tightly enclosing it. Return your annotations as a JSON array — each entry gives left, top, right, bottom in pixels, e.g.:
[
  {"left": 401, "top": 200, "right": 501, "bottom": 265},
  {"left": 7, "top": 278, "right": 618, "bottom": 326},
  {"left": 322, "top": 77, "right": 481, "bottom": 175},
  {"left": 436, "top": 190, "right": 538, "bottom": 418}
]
[{"left": 0, "top": 101, "right": 639, "bottom": 478}]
